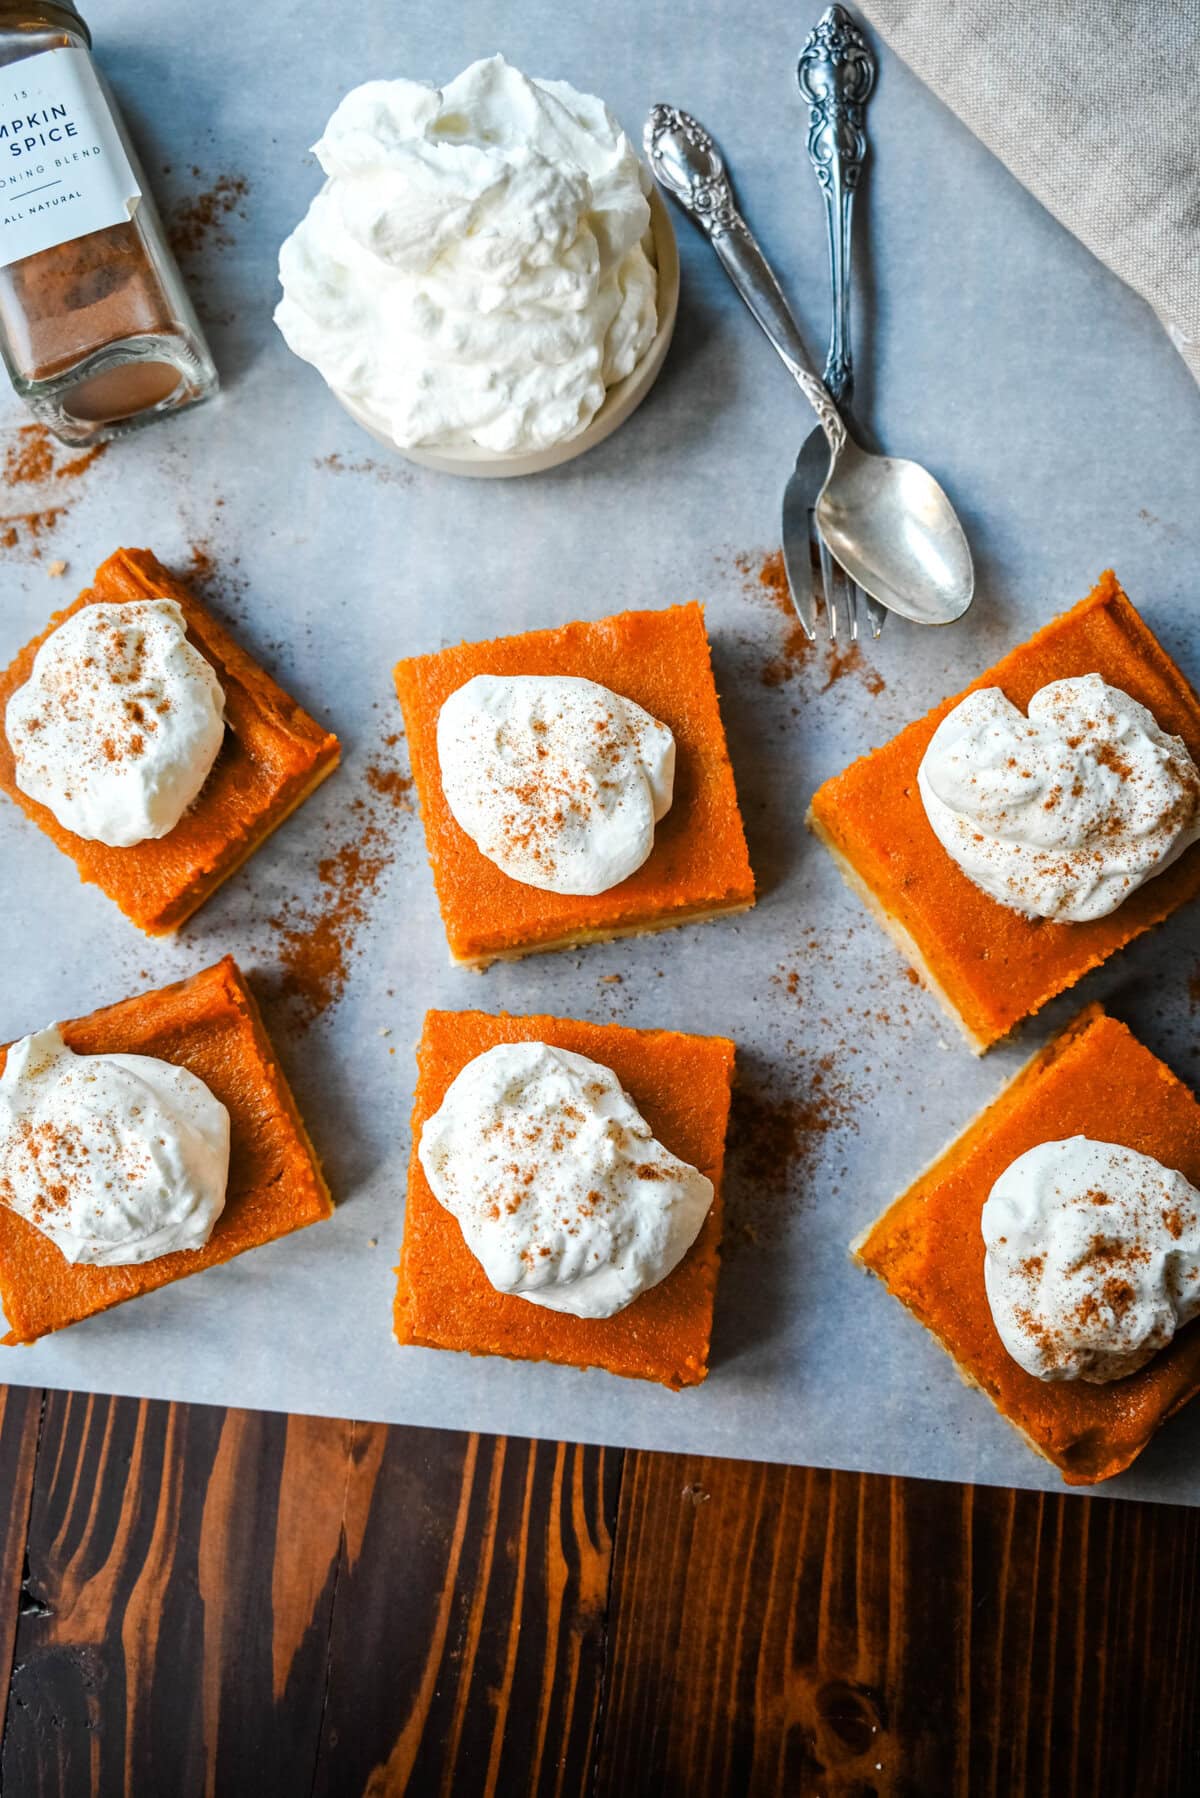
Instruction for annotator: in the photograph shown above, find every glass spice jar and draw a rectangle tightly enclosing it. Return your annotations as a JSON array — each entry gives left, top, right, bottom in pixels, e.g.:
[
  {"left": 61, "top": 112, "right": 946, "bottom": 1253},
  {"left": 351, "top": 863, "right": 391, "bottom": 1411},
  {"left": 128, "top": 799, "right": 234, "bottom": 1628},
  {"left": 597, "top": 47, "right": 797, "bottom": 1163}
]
[{"left": 0, "top": 1, "right": 217, "bottom": 443}]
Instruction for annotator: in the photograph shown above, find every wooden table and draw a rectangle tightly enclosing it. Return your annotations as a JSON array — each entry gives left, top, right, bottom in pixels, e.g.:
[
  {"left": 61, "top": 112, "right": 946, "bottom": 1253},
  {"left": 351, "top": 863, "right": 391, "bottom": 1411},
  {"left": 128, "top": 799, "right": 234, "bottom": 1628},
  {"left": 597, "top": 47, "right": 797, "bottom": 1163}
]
[{"left": 0, "top": 1386, "right": 1195, "bottom": 1796}]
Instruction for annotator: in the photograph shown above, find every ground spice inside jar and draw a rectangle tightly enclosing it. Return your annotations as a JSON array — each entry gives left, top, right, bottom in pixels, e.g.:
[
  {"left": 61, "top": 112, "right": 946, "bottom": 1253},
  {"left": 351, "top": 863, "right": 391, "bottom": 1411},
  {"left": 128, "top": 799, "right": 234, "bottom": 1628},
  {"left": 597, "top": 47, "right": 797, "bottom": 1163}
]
[{"left": 0, "top": 223, "right": 181, "bottom": 407}]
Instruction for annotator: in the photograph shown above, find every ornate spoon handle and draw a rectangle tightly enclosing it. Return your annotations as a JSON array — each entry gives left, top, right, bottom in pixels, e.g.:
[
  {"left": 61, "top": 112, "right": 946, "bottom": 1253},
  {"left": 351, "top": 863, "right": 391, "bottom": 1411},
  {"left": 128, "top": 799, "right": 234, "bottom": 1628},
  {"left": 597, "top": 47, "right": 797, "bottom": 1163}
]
[
  {"left": 798, "top": 5, "right": 875, "bottom": 403},
  {"left": 644, "top": 103, "right": 845, "bottom": 457}
]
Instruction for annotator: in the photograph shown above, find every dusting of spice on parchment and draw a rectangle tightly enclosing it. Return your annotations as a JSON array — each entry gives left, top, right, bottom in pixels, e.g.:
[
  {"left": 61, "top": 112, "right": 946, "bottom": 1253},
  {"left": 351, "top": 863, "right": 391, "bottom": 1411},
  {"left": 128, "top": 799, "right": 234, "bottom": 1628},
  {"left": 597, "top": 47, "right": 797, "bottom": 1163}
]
[
  {"left": 183, "top": 533, "right": 249, "bottom": 621},
  {"left": 771, "top": 926, "right": 922, "bottom": 1033},
  {"left": 258, "top": 731, "right": 414, "bottom": 1033},
  {"left": 165, "top": 528, "right": 415, "bottom": 1035},
  {"left": 167, "top": 172, "right": 250, "bottom": 260},
  {"left": 166, "top": 172, "right": 250, "bottom": 326},
  {"left": 590, "top": 966, "right": 669, "bottom": 1020},
  {"left": 734, "top": 549, "right": 885, "bottom": 695},
  {"left": 722, "top": 1049, "right": 860, "bottom": 1253},
  {"left": 315, "top": 451, "right": 413, "bottom": 489},
  {"left": 720, "top": 920, "right": 937, "bottom": 1248},
  {"left": 0, "top": 424, "right": 108, "bottom": 557}
]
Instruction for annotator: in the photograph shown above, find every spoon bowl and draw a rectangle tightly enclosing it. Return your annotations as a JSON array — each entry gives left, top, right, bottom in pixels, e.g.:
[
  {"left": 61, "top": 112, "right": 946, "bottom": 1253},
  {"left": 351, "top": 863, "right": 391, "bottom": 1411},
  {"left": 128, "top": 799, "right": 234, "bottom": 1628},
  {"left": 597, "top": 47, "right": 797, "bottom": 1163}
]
[{"left": 816, "top": 441, "right": 974, "bottom": 625}]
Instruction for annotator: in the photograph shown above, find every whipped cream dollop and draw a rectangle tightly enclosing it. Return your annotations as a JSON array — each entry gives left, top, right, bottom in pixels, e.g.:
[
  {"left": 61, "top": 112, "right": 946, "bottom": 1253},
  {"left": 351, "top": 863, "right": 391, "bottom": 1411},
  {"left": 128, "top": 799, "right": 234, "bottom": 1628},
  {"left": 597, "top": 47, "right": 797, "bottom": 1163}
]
[
  {"left": 0, "top": 1027, "right": 230, "bottom": 1266},
  {"left": 917, "top": 674, "right": 1200, "bottom": 922},
  {"left": 275, "top": 55, "right": 659, "bottom": 453},
  {"left": 437, "top": 673, "right": 675, "bottom": 894},
  {"left": 418, "top": 1041, "right": 713, "bottom": 1318},
  {"left": 982, "top": 1136, "right": 1200, "bottom": 1383},
  {"left": 6, "top": 601, "right": 226, "bottom": 848}
]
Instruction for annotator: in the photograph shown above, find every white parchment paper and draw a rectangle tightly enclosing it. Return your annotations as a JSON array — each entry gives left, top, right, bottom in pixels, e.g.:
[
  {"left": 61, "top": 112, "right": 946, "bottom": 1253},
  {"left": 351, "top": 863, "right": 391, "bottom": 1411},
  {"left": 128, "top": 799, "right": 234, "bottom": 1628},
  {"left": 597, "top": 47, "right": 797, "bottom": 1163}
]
[{"left": 0, "top": 0, "right": 1198, "bottom": 1504}]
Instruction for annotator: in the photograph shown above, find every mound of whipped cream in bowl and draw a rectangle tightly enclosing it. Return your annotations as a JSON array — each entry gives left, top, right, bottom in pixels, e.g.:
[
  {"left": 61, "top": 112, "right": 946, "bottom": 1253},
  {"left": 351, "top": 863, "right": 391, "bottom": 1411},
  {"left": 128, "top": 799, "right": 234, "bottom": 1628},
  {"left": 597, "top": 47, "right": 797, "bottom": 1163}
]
[{"left": 275, "top": 55, "right": 674, "bottom": 473}]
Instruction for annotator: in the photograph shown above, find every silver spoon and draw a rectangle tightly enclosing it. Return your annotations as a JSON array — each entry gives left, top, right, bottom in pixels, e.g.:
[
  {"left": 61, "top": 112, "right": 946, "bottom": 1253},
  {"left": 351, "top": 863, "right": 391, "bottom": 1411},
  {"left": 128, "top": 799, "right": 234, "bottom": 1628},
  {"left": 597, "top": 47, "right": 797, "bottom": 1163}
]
[
  {"left": 787, "top": 3, "right": 886, "bottom": 642},
  {"left": 644, "top": 104, "right": 974, "bottom": 628}
]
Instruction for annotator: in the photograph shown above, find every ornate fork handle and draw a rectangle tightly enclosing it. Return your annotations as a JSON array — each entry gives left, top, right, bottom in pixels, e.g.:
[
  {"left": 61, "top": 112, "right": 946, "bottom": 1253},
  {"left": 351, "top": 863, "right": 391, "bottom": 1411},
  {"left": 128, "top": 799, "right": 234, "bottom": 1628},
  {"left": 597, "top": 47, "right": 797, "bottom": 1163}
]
[
  {"left": 644, "top": 104, "right": 845, "bottom": 457},
  {"left": 798, "top": 5, "right": 875, "bottom": 402}
]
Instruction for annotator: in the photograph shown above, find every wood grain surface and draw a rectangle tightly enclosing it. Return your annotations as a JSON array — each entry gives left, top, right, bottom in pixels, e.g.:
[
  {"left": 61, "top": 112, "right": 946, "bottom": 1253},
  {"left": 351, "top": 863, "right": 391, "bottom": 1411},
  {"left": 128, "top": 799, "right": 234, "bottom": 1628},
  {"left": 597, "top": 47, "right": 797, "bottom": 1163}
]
[{"left": 0, "top": 1388, "right": 1195, "bottom": 1797}]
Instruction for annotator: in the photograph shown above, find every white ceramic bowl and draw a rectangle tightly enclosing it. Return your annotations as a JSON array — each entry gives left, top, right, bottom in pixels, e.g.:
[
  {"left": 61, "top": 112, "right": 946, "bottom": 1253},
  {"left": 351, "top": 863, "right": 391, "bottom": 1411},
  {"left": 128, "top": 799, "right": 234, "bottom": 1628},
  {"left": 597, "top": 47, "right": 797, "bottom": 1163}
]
[{"left": 332, "top": 188, "right": 679, "bottom": 479}]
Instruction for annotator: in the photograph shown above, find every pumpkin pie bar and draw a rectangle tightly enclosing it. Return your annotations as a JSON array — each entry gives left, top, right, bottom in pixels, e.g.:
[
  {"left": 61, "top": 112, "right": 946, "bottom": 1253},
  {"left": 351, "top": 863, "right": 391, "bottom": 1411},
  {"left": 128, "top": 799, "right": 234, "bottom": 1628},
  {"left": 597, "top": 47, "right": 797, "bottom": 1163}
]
[
  {"left": 396, "top": 1008, "right": 735, "bottom": 1388},
  {"left": 0, "top": 956, "right": 332, "bottom": 1344},
  {"left": 393, "top": 603, "right": 754, "bottom": 965},
  {"left": 808, "top": 572, "right": 1200, "bottom": 1049},
  {"left": 854, "top": 1005, "right": 1200, "bottom": 1483},
  {"left": 0, "top": 548, "right": 341, "bottom": 933}
]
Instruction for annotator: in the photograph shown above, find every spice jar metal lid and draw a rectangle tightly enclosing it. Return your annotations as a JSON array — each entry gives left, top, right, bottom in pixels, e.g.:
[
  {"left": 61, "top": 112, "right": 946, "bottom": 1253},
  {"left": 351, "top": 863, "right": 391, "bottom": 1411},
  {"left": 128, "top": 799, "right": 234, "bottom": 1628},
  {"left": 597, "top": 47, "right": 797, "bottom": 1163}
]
[{"left": 0, "top": 3, "right": 90, "bottom": 41}]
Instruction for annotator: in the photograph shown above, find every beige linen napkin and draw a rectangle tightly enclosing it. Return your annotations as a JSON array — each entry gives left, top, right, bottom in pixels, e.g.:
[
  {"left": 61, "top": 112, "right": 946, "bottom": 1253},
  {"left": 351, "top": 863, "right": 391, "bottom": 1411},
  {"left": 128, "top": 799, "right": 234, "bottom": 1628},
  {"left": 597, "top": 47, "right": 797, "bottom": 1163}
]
[{"left": 859, "top": 0, "right": 1200, "bottom": 380}]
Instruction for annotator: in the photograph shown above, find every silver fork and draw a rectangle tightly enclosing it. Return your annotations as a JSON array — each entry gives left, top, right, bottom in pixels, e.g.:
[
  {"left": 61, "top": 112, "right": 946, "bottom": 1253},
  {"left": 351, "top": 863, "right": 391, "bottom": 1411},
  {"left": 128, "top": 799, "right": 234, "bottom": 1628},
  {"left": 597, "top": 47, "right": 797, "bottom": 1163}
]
[{"left": 787, "top": 5, "right": 883, "bottom": 642}]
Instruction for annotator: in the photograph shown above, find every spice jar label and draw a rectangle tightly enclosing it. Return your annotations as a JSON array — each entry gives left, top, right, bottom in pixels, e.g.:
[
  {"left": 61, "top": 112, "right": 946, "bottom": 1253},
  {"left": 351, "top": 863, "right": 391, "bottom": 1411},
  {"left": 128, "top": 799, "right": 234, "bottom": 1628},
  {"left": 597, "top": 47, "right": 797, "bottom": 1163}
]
[{"left": 0, "top": 48, "right": 140, "bottom": 269}]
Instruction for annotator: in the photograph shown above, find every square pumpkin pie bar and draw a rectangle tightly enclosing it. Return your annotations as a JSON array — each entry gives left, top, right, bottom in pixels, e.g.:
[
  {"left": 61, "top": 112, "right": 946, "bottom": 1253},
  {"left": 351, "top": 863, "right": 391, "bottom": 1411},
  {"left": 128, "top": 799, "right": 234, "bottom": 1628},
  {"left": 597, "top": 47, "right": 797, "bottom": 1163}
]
[
  {"left": 396, "top": 1008, "right": 736, "bottom": 1388},
  {"left": 855, "top": 1005, "right": 1200, "bottom": 1484},
  {"left": 0, "top": 547, "right": 340, "bottom": 934},
  {"left": 394, "top": 602, "right": 754, "bottom": 965},
  {"left": 0, "top": 956, "right": 332, "bottom": 1344},
  {"left": 808, "top": 572, "right": 1200, "bottom": 1049}
]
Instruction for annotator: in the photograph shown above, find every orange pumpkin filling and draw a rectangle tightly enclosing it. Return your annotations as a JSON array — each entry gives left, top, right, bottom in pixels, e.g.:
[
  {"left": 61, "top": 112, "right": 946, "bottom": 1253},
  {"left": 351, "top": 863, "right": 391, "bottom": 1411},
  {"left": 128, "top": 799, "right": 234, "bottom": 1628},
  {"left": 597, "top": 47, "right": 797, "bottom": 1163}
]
[
  {"left": 855, "top": 1005, "right": 1200, "bottom": 1483},
  {"left": 396, "top": 1009, "right": 735, "bottom": 1389},
  {"left": 393, "top": 603, "right": 755, "bottom": 965},
  {"left": 808, "top": 573, "right": 1200, "bottom": 1048},
  {"left": 0, "top": 957, "right": 332, "bottom": 1344},
  {"left": 0, "top": 548, "right": 341, "bottom": 933}
]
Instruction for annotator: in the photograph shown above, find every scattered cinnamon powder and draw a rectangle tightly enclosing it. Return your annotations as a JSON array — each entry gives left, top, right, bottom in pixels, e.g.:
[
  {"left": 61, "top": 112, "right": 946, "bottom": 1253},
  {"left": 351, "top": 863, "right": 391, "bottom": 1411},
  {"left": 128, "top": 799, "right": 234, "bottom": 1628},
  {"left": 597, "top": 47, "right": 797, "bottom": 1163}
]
[
  {"left": 595, "top": 969, "right": 632, "bottom": 1017},
  {"left": 0, "top": 508, "right": 64, "bottom": 553},
  {"left": 735, "top": 548, "right": 886, "bottom": 695},
  {"left": 4, "top": 424, "right": 107, "bottom": 488},
  {"left": 722, "top": 1053, "right": 858, "bottom": 1250},
  {"left": 167, "top": 172, "right": 249, "bottom": 259},
  {"left": 182, "top": 536, "right": 250, "bottom": 621},
  {"left": 186, "top": 539, "right": 217, "bottom": 587},
  {"left": 739, "top": 548, "right": 812, "bottom": 686},
  {"left": 364, "top": 762, "right": 414, "bottom": 810},
  {"left": 315, "top": 451, "right": 413, "bottom": 489},
  {"left": 0, "top": 424, "right": 108, "bottom": 559},
  {"left": 258, "top": 731, "right": 414, "bottom": 1033},
  {"left": 771, "top": 965, "right": 802, "bottom": 1003},
  {"left": 270, "top": 833, "right": 391, "bottom": 1027},
  {"left": 771, "top": 925, "right": 919, "bottom": 1038},
  {"left": 823, "top": 641, "right": 887, "bottom": 697},
  {"left": 165, "top": 173, "right": 250, "bottom": 326}
]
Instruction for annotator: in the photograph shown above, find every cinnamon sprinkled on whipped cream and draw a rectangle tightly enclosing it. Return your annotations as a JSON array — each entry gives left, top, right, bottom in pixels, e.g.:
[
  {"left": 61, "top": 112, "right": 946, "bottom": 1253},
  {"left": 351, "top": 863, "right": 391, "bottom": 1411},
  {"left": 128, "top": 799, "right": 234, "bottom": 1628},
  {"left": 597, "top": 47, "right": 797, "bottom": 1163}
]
[
  {"left": 6, "top": 599, "right": 225, "bottom": 846},
  {"left": 0, "top": 1026, "right": 229, "bottom": 1266},
  {"left": 418, "top": 1040, "right": 712, "bottom": 1318},
  {"left": 982, "top": 1136, "right": 1200, "bottom": 1383},
  {"left": 917, "top": 674, "right": 1200, "bottom": 921},
  {"left": 436, "top": 673, "right": 674, "bottom": 894}
]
